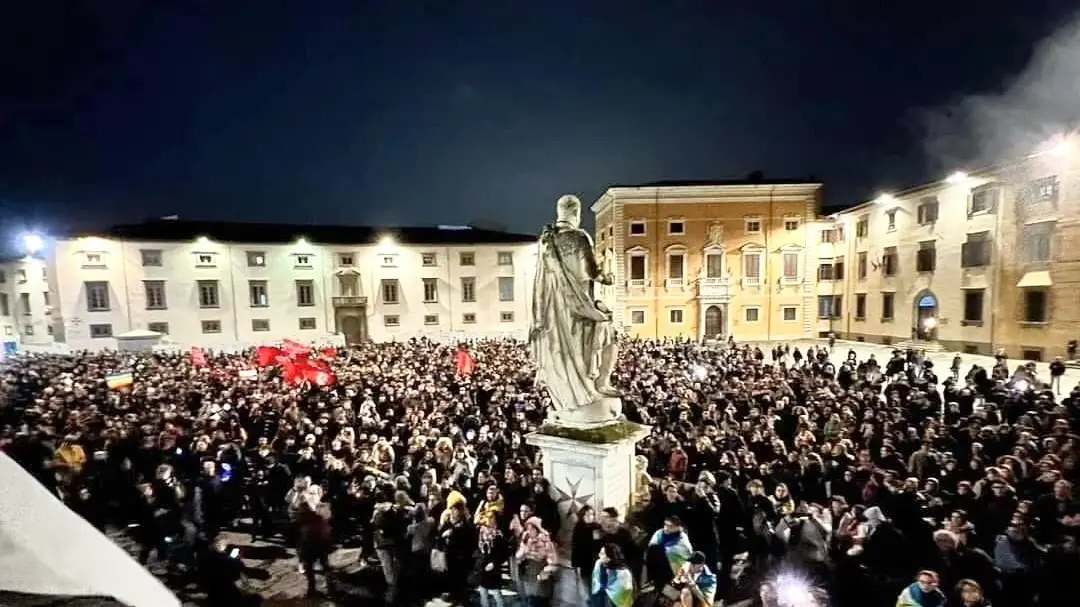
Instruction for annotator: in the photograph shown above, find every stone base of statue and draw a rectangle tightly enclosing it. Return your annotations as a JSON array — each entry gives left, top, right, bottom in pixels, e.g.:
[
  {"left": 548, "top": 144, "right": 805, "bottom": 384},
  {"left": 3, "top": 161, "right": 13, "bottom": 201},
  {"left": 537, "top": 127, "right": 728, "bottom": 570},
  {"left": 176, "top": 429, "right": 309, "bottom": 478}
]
[{"left": 526, "top": 418, "right": 650, "bottom": 606}]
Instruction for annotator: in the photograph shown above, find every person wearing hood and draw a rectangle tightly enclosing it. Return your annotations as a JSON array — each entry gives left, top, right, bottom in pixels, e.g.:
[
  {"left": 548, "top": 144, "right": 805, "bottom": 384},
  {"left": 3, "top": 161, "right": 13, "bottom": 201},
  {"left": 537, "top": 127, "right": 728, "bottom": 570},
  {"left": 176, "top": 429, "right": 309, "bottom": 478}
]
[
  {"left": 516, "top": 515, "right": 559, "bottom": 606},
  {"left": 896, "top": 570, "right": 947, "bottom": 607},
  {"left": 440, "top": 488, "right": 468, "bottom": 526},
  {"left": 647, "top": 515, "right": 694, "bottom": 588}
]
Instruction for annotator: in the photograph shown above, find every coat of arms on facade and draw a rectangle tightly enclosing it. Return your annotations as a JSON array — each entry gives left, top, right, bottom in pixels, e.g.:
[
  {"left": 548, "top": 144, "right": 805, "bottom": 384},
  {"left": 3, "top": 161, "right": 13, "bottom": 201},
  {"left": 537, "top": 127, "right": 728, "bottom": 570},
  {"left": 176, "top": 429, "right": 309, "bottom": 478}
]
[{"left": 706, "top": 222, "right": 724, "bottom": 247}]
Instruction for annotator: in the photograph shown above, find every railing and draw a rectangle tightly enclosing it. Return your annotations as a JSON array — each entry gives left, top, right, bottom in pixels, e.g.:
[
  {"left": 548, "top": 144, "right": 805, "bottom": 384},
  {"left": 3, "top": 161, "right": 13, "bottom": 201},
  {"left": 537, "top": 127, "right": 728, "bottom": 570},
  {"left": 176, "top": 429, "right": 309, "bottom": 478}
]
[
  {"left": 697, "top": 276, "right": 731, "bottom": 298},
  {"left": 665, "top": 278, "right": 686, "bottom": 289},
  {"left": 332, "top": 296, "right": 368, "bottom": 306}
]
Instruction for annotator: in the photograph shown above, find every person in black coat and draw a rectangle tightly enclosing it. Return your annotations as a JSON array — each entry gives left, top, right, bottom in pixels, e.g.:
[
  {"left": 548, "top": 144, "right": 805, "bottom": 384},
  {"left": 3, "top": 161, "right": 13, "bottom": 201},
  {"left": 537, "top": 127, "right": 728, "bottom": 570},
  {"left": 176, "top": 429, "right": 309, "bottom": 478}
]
[
  {"left": 473, "top": 515, "right": 510, "bottom": 605},
  {"left": 571, "top": 505, "right": 602, "bottom": 587}
]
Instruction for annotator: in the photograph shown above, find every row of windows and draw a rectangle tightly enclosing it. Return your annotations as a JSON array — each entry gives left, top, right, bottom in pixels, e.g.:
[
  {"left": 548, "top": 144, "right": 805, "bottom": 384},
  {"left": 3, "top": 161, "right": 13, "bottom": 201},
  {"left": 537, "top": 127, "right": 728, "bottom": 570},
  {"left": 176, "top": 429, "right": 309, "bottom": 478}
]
[
  {"left": 84, "top": 276, "right": 518, "bottom": 312},
  {"left": 85, "top": 317, "right": 321, "bottom": 338},
  {"left": 626, "top": 305, "right": 802, "bottom": 326},
  {"left": 623, "top": 217, "right": 801, "bottom": 238},
  {"left": 0, "top": 292, "right": 50, "bottom": 316},
  {"left": 625, "top": 250, "right": 802, "bottom": 282},
  {"left": 135, "top": 249, "right": 516, "bottom": 269},
  {"left": 381, "top": 277, "right": 515, "bottom": 304},
  {"left": 844, "top": 289, "right": 1048, "bottom": 324},
  {"left": 383, "top": 311, "right": 516, "bottom": 327},
  {"left": 0, "top": 267, "right": 46, "bottom": 284}
]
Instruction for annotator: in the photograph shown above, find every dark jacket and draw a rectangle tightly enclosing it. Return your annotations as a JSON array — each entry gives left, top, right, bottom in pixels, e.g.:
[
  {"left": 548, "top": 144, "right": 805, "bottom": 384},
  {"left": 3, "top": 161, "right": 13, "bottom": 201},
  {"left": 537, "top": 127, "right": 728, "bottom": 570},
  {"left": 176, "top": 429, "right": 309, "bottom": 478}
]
[{"left": 472, "top": 531, "right": 510, "bottom": 589}]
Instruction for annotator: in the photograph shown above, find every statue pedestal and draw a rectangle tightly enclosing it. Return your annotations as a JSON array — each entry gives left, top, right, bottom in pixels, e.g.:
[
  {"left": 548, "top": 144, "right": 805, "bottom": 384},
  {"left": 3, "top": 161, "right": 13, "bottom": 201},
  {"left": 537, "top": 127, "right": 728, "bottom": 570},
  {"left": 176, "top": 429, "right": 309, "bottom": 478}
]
[
  {"left": 526, "top": 421, "right": 650, "bottom": 606},
  {"left": 525, "top": 421, "right": 651, "bottom": 543}
]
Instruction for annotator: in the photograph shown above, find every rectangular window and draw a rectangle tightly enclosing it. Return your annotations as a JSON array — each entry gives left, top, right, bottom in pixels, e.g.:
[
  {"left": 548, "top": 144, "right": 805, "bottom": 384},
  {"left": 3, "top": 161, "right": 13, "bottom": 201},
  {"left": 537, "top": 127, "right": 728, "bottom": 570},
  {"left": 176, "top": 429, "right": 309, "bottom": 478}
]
[
  {"left": 298, "top": 317, "right": 317, "bottom": 330},
  {"left": 296, "top": 280, "right": 315, "bottom": 306},
  {"left": 460, "top": 277, "right": 476, "bottom": 302},
  {"left": 963, "top": 290, "right": 985, "bottom": 323},
  {"left": 669, "top": 308, "right": 684, "bottom": 324},
  {"left": 629, "top": 221, "right": 646, "bottom": 236},
  {"left": 140, "top": 249, "right": 163, "bottom": 267},
  {"left": 83, "top": 252, "right": 105, "bottom": 268},
  {"left": 961, "top": 232, "right": 992, "bottom": 267},
  {"left": 782, "top": 252, "right": 798, "bottom": 279},
  {"left": 855, "top": 294, "right": 866, "bottom": 319},
  {"left": 784, "top": 218, "right": 800, "bottom": 231},
  {"left": 144, "top": 280, "right": 167, "bottom": 310},
  {"left": 384, "top": 314, "right": 400, "bottom": 327},
  {"left": 820, "top": 229, "right": 841, "bottom": 243},
  {"left": 498, "top": 276, "right": 515, "bottom": 301},
  {"left": 1024, "top": 289, "right": 1048, "bottom": 323},
  {"left": 17, "top": 269, "right": 26, "bottom": 284},
  {"left": 745, "top": 307, "right": 760, "bottom": 322},
  {"left": 1022, "top": 349, "right": 1044, "bottom": 362},
  {"left": 856, "top": 218, "right": 869, "bottom": 238},
  {"left": 249, "top": 280, "right": 269, "bottom": 307},
  {"left": 744, "top": 219, "right": 762, "bottom": 234},
  {"left": 668, "top": 254, "right": 685, "bottom": 280},
  {"left": 423, "top": 278, "right": 439, "bottom": 303},
  {"left": 886, "top": 209, "right": 897, "bottom": 231},
  {"left": 629, "top": 255, "right": 646, "bottom": 281},
  {"left": 834, "top": 256, "right": 845, "bottom": 280},
  {"left": 882, "top": 292, "right": 895, "bottom": 320},
  {"left": 0, "top": 294, "right": 8, "bottom": 316},
  {"left": 89, "top": 324, "right": 113, "bottom": 338},
  {"left": 85, "top": 281, "right": 110, "bottom": 311},
  {"left": 147, "top": 322, "right": 169, "bottom": 335},
  {"left": 459, "top": 252, "right": 475, "bottom": 266},
  {"left": 970, "top": 186, "right": 998, "bottom": 214},
  {"left": 818, "top": 295, "right": 833, "bottom": 319},
  {"left": 424, "top": 314, "right": 439, "bottom": 325},
  {"left": 338, "top": 253, "right": 354, "bottom": 266},
  {"left": 1022, "top": 176, "right": 1060, "bottom": 206},
  {"left": 857, "top": 252, "right": 867, "bottom": 279},
  {"left": 832, "top": 295, "right": 842, "bottom": 318},
  {"left": 381, "top": 279, "right": 399, "bottom": 304},
  {"left": 883, "top": 247, "right": 898, "bottom": 276},
  {"left": 1023, "top": 223, "right": 1054, "bottom": 263},
  {"left": 201, "top": 320, "right": 222, "bottom": 334},
  {"left": 198, "top": 280, "right": 219, "bottom": 308},
  {"left": 246, "top": 251, "right": 266, "bottom": 267},
  {"left": 462, "top": 313, "right": 476, "bottom": 324},
  {"left": 18, "top": 293, "right": 29, "bottom": 315},
  {"left": 294, "top": 254, "right": 312, "bottom": 267},
  {"left": 380, "top": 254, "right": 398, "bottom": 268},
  {"left": 668, "top": 220, "right": 685, "bottom": 235},
  {"left": 42, "top": 292, "right": 49, "bottom": 307},
  {"left": 497, "top": 252, "right": 514, "bottom": 266},
  {"left": 421, "top": 252, "right": 437, "bottom": 267},
  {"left": 500, "top": 311, "right": 514, "bottom": 323},
  {"left": 743, "top": 252, "right": 761, "bottom": 279},
  {"left": 252, "top": 319, "right": 271, "bottom": 332},
  {"left": 705, "top": 253, "right": 723, "bottom": 278},
  {"left": 916, "top": 241, "right": 937, "bottom": 272},
  {"left": 818, "top": 262, "right": 834, "bottom": 281},
  {"left": 0, "top": 270, "right": 7, "bottom": 283},
  {"left": 782, "top": 306, "right": 797, "bottom": 321},
  {"left": 630, "top": 309, "right": 645, "bottom": 325},
  {"left": 917, "top": 198, "right": 939, "bottom": 224},
  {"left": 196, "top": 253, "right": 215, "bottom": 267}
]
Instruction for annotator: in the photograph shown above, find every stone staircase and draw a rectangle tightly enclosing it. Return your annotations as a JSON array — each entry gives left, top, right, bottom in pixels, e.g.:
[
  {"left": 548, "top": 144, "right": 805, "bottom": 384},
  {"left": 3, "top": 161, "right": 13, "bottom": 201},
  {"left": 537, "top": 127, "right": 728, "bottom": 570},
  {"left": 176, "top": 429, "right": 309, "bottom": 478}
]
[{"left": 893, "top": 340, "right": 949, "bottom": 353}]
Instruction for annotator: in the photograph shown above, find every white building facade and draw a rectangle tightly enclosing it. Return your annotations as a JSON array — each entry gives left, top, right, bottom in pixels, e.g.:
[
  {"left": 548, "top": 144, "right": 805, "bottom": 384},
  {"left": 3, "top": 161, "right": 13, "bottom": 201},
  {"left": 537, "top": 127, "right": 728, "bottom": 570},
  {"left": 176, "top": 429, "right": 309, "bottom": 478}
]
[
  {"left": 37, "top": 220, "right": 538, "bottom": 350},
  {"left": 0, "top": 256, "right": 56, "bottom": 349}
]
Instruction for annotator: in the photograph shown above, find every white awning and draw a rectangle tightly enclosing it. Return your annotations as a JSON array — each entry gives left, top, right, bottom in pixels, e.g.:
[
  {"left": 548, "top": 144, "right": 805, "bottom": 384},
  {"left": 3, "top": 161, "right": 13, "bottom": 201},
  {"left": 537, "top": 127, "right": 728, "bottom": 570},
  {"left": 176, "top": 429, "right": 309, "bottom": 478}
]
[{"left": 1017, "top": 270, "right": 1053, "bottom": 288}]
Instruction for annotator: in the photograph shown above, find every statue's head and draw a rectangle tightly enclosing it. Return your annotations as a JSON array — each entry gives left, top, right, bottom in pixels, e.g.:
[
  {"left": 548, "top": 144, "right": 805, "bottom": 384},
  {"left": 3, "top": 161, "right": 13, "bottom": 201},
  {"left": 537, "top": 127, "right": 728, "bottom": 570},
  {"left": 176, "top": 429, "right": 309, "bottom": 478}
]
[{"left": 556, "top": 194, "right": 582, "bottom": 227}]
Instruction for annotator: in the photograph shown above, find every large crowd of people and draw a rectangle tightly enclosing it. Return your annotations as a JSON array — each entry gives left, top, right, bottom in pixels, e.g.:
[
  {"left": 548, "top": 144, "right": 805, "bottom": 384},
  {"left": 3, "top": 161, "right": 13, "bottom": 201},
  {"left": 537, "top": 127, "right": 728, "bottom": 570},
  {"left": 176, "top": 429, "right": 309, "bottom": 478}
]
[{"left": 1, "top": 336, "right": 1078, "bottom": 607}]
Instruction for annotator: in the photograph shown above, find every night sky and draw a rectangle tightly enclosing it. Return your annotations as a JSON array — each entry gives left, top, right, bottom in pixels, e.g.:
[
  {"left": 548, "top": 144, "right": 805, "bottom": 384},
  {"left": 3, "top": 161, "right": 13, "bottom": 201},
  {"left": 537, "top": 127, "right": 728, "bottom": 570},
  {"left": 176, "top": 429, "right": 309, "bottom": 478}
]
[{"left": 2, "top": 1, "right": 1078, "bottom": 244}]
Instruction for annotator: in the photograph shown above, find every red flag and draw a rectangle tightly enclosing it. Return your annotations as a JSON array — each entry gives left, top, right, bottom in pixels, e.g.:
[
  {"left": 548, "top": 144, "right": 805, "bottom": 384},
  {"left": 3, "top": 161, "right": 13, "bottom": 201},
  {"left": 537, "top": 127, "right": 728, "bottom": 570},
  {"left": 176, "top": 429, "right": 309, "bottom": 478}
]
[
  {"left": 256, "top": 346, "right": 283, "bottom": 368},
  {"left": 281, "top": 359, "right": 301, "bottom": 384},
  {"left": 282, "top": 339, "right": 311, "bottom": 358},
  {"left": 455, "top": 348, "right": 475, "bottom": 375},
  {"left": 302, "top": 362, "right": 336, "bottom": 386},
  {"left": 320, "top": 346, "right": 336, "bottom": 360},
  {"left": 191, "top": 347, "right": 207, "bottom": 367}
]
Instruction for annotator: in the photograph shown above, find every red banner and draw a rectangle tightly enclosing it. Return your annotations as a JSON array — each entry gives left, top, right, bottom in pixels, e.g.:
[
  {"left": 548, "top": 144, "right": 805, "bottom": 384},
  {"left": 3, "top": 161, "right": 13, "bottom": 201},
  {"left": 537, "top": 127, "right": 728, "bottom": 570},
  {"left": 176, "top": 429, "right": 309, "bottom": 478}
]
[
  {"left": 256, "top": 346, "right": 283, "bottom": 368},
  {"left": 282, "top": 339, "right": 312, "bottom": 358},
  {"left": 455, "top": 349, "right": 475, "bottom": 375},
  {"left": 191, "top": 347, "right": 207, "bottom": 367}
]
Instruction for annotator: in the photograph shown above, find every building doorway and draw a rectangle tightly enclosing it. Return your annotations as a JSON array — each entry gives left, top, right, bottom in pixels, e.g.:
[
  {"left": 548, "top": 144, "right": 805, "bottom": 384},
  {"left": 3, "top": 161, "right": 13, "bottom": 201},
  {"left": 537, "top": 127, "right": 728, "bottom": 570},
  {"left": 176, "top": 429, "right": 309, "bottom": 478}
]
[
  {"left": 913, "top": 291, "right": 938, "bottom": 341},
  {"left": 704, "top": 305, "right": 724, "bottom": 339},
  {"left": 338, "top": 314, "right": 366, "bottom": 345}
]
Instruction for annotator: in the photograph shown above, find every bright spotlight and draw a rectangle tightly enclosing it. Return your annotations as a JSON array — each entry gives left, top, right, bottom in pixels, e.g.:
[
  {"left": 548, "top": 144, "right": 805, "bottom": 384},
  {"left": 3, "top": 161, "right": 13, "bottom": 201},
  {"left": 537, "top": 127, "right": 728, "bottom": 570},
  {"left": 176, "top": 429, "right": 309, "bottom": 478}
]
[
  {"left": 379, "top": 235, "right": 395, "bottom": 248},
  {"left": 195, "top": 236, "right": 211, "bottom": 245},
  {"left": 874, "top": 193, "right": 895, "bottom": 205},
  {"left": 1046, "top": 134, "right": 1073, "bottom": 158},
  {"left": 772, "top": 573, "right": 820, "bottom": 607},
  {"left": 20, "top": 232, "right": 45, "bottom": 254},
  {"left": 946, "top": 171, "right": 969, "bottom": 185},
  {"left": 295, "top": 237, "right": 309, "bottom": 248},
  {"left": 690, "top": 364, "right": 708, "bottom": 381},
  {"left": 923, "top": 317, "right": 938, "bottom": 330}
]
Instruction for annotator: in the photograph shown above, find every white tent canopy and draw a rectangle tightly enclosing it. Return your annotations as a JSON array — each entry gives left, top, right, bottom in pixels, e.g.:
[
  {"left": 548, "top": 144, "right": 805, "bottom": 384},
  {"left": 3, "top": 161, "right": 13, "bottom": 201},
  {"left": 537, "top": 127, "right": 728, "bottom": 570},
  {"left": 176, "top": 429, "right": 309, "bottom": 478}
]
[
  {"left": 0, "top": 452, "right": 182, "bottom": 607},
  {"left": 114, "top": 330, "right": 164, "bottom": 353}
]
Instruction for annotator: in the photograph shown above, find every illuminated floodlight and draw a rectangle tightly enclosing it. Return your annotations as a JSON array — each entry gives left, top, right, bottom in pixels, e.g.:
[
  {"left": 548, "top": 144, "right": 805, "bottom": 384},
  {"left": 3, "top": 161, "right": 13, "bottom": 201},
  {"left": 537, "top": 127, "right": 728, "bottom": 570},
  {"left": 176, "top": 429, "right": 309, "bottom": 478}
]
[
  {"left": 772, "top": 572, "right": 821, "bottom": 607},
  {"left": 1045, "top": 134, "right": 1073, "bottom": 158},
  {"left": 20, "top": 232, "right": 45, "bottom": 255},
  {"left": 379, "top": 235, "right": 395, "bottom": 248},
  {"left": 295, "top": 237, "right": 309, "bottom": 248},
  {"left": 874, "top": 193, "right": 895, "bottom": 205},
  {"left": 195, "top": 235, "right": 211, "bottom": 246},
  {"left": 923, "top": 317, "right": 938, "bottom": 330},
  {"left": 946, "top": 171, "right": 969, "bottom": 185},
  {"left": 690, "top": 364, "right": 707, "bottom": 381}
]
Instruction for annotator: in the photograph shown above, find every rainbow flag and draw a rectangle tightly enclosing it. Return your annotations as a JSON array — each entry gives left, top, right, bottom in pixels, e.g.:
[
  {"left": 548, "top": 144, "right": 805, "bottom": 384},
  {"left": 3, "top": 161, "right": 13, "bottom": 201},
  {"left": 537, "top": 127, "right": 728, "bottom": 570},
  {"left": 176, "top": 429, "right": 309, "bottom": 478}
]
[
  {"left": 105, "top": 372, "right": 133, "bottom": 390},
  {"left": 592, "top": 563, "right": 634, "bottom": 607}
]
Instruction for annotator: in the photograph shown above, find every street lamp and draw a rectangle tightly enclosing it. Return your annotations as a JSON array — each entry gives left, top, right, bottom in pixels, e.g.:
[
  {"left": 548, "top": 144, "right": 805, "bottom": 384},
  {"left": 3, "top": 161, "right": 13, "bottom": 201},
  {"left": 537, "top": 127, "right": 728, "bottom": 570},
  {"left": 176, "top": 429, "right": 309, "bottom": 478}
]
[{"left": 946, "top": 171, "right": 969, "bottom": 185}]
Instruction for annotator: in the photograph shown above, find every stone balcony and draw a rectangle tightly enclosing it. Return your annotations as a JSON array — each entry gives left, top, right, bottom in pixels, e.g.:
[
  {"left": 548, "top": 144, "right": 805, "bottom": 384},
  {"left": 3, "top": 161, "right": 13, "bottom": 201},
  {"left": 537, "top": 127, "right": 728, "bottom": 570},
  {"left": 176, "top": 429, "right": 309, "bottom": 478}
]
[
  {"left": 331, "top": 296, "right": 368, "bottom": 307},
  {"left": 696, "top": 276, "right": 732, "bottom": 300}
]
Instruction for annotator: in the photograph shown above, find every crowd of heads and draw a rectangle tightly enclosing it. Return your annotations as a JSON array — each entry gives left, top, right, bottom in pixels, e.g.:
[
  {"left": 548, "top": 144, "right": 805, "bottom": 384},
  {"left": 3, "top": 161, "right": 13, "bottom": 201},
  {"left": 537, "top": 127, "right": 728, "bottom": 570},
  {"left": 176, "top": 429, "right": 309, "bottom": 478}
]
[{"left": 0, "top": 337, "right": 1078, "bottom": 606}]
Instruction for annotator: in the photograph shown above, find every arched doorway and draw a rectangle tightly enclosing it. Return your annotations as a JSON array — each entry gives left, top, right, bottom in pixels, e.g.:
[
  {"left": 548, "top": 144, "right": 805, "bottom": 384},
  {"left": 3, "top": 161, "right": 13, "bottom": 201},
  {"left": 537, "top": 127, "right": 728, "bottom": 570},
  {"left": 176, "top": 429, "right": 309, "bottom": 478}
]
[
  {"left": 913, "top": 291, "right": 938, "bottom": 341},
  {"left": 704, "top": 305, "right": 724, "bottom": 338}
]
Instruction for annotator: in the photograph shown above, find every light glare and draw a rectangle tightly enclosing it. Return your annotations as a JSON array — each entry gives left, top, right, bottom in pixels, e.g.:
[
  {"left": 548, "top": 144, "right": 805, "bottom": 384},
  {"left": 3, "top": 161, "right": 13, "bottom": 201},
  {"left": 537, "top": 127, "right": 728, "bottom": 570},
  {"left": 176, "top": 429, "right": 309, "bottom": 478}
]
[
  {"left": 774, "top": 573, "right": 817, "bottom": 607},
  {"left": 21, "top": 232, "right": 44, "bottom": 254},
  {"left": 1047, "top": 135, "right": 1073, "bottom": 157},
  {"left": 946, "top": 171, "right": 969, "bottom": 184},
  {"left": 196, "top": 236, "right": 210, "bottom": 245},
  {"left": 379, "top": 235, "right": 395, "bottom": 248},
  {"left": 874, "top": 193, "right": 895, "bottom": 205}
]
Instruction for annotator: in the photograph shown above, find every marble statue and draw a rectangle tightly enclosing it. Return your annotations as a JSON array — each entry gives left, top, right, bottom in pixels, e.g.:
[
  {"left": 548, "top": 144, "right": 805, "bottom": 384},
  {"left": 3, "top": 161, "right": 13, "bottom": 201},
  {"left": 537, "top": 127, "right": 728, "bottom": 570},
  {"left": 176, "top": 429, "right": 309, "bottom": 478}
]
[{"left": 529, "top": 195, "right": 621, "bottom": 427}]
